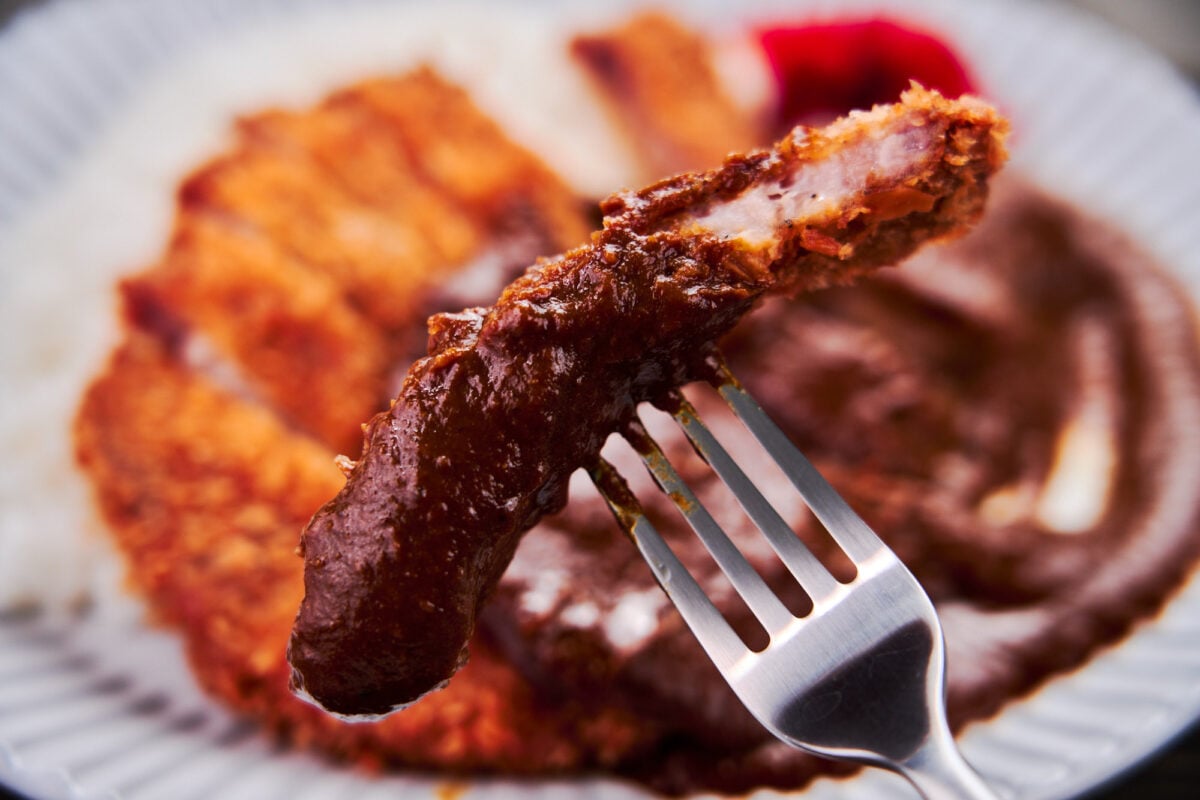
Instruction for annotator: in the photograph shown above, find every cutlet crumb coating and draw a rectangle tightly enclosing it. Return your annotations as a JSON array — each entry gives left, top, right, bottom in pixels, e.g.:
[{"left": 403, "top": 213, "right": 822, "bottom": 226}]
[
  {"left": 75, "top": 333, "right": 636, "bottom": 771},
  {"left": 572, "top": 11, "right": 764, "bottom": 177}
]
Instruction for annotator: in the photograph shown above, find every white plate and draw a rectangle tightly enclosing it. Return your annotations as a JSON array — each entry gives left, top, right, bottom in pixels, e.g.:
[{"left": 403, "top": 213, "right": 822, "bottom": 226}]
[{"left": 2, "top": 1, "right": 1200, "bottom": 799}]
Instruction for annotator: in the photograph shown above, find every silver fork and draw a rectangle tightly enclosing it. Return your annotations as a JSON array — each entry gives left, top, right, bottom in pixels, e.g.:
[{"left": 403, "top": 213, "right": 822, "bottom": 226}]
[{"left": 588, "top": 357, "right": 999, "bottom": 800}]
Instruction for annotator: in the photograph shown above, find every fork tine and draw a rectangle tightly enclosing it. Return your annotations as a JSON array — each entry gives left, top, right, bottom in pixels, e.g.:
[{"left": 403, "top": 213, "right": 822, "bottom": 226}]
[
  {"left": 670, "top": 396, "right": 842, "bottom": 604},
  {"left": 711, "top": 363, "right": 887, "bottom": 565},
  {"left": 591, "top": 365, "right": 996, "bottom": 799},
  {"left": 589, "top": 458, "right": 746, "bottom": 670},
  {"left": 623, "top": 418, "right": 795, "bottom": 634}
]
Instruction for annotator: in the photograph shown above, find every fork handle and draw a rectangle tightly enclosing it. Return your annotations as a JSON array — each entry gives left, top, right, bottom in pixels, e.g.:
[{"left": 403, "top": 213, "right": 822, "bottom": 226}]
[{"left": 898, "top": 728, "right": 1001, "bottom": 800}]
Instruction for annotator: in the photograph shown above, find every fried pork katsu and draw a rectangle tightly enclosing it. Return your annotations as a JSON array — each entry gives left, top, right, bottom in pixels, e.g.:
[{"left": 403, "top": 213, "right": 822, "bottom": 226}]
[
  {"left": 75, "top": 331, "right": 654, "bottom": 773},
  {"left": 572, "top": 11, "right": 763, "bottom": 177},
  {"left": 288, "top": 87, "right": 1008, "bottom": 716},
  {"left": 76, "top": 69, "right": 652, "bottom": 774},
  {"left": 124, "top": 69, "right": 589, "bottom": 453}
]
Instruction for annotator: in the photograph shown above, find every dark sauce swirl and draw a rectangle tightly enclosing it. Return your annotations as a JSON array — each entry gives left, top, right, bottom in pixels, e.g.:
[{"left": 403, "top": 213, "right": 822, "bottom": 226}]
[{"left": 485, "top": 178, "right": 1200, "bottom": 794}]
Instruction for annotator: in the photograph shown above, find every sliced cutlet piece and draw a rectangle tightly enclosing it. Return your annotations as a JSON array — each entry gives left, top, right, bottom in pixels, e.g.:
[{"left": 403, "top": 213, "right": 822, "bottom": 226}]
[
  {"left": 345, "top": 69, "right": 592, "bottom": 253},
  {"left": 123, "top": 216, "right": 392, "bottom": 451},
  {"left": 572, "top": 11, "right": 764, "bottom": 177},
  {"left": 74, "top": 332, "right": 640, "bottom": 773},
  {"left": 237, "top": 87, "right": 483, "bottom": 271},
  {"left": 288, "top": 87, "right": 1009, "bottom": 717},
  {"left": 178, "top": 142, "right": 444, "bottom": 333}
]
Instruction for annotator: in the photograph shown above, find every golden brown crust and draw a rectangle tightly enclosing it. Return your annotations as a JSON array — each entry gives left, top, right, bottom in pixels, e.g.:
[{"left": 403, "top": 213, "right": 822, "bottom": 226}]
[
  {"left": 74, "top": 333, "right": 638, "bottom": 772},
  {"left": 123, "top": 217, "right": 391, "bottom": 453},
  {"left": 117, "top": 69, "right": 589, "bottom": 454},
  {"left": 572, "top": 11, "right": 763, "bottom": 177},
  {"left": 73, "top": 68, "right": 627, "bottom": 773},
  {"left": 241, "top": 69, "right": 591, "bottom": 260}
]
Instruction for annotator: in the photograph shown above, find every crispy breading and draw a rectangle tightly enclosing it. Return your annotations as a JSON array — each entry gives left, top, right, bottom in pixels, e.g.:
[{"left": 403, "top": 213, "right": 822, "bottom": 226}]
[
  {"left": 238, "top": 91, "right": 483, "bottom": 269},
  {"left": 236, "top": 68, "right": 592, "bottom": 277},
  {"left": 74, "top": 332, "right": 651, "bottom": 772},
  {"left": 344, "top": 70, "right": 591, "bottom": 250},
  {"left": 123, "top": 216, "right": 391, "bottom": 452},
  {"left": 572, "top": 11, "right": 763, "bottom": 178},
  {"left": 74, "top": 67, "right": 639, "bottom": 771},
  {"left": 178, "top": 141, "right": 447, "bottom": 334},
  {"left": 122, "top": 70, "right": 589, "bottom": 453}
]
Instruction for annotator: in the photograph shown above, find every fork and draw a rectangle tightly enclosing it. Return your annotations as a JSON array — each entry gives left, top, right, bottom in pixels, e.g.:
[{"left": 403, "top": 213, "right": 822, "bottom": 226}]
[{"left": 588, "top": 356, "right": 999, "bottom": 800}]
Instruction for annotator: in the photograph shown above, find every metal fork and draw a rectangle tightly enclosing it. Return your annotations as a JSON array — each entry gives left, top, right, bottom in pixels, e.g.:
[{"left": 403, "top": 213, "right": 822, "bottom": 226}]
[{"left": 588, "top": 357, "right": 999, "bottom": 800}]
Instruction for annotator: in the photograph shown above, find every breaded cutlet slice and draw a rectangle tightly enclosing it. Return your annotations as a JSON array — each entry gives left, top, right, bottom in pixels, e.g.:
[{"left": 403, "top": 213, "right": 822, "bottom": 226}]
[
  {"left": 237, "top": 68, "right": 592, "bottom": 267},
  {"left": 74, "top": 332, "right": 656, "bottom": 773},
  {"left": 572, "top": 11, "right": 764, "bottom": 178},
  {"left": 123, "top": 215, "right": 392, "bottom": 453},
  {"left": 176, "top": 141, "right": 456, "bottom": 334},
  {"left": 340, "top": 70, "right": 593, "bottom": 250},
  {"left": 126, "top": 70, "right": 592, "bottom": 451}
]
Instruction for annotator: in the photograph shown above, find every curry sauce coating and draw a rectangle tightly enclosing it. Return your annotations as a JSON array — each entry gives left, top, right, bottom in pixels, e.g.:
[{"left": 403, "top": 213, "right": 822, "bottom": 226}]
[
  {"left": 572, "top": 11, "right": 764, "bottom": 178},
  {"left": 74, "top": 332, "right": 655, "bottom": 773},
  {"left": 289, "top": 87, "right": 1008, "bottom": 717}
]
